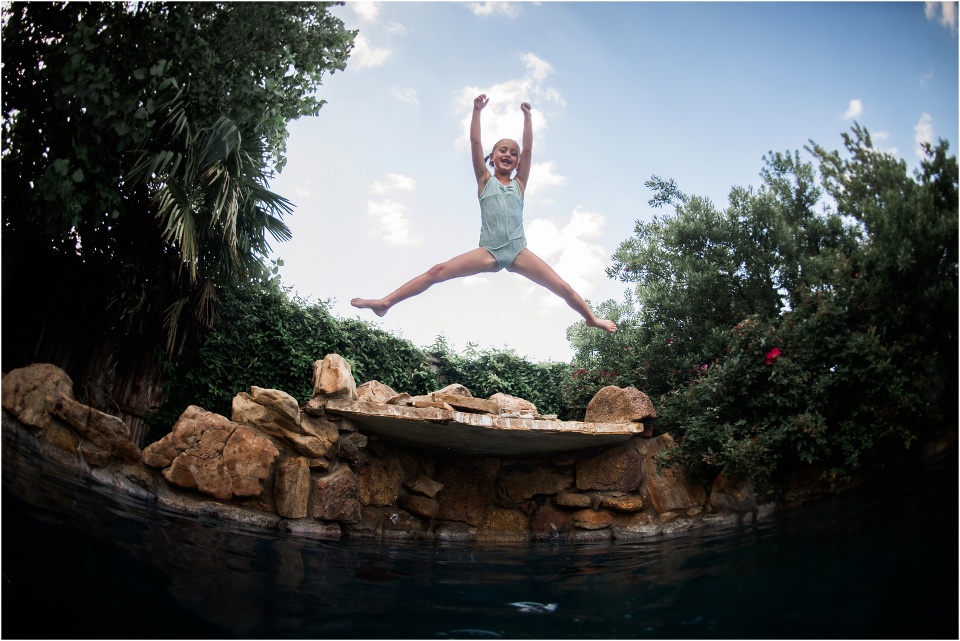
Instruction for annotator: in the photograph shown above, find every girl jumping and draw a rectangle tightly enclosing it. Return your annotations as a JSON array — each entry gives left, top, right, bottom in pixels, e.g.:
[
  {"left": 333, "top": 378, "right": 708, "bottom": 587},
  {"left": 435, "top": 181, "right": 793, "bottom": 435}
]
[{"left": 351, "top": 94, "right": 617, "bottom": 334}]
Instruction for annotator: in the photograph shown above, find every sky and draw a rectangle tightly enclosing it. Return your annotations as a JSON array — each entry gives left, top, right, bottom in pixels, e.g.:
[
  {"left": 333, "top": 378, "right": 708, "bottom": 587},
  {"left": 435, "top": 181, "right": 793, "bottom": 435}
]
[{"left": 268, "top": 1, "right": 959, "bottom": 363}]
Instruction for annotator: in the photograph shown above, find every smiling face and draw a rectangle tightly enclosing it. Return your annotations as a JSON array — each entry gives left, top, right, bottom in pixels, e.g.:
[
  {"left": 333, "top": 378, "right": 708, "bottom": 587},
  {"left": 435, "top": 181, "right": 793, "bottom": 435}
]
[{"left": 490, "top": 139, "right": 520, "bottom": 177}]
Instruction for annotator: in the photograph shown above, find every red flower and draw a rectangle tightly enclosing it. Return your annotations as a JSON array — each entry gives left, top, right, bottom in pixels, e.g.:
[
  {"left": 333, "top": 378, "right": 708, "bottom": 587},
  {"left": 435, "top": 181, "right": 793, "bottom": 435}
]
[{"left": 763, "top": 347, "right": 781, "bottom": 365}]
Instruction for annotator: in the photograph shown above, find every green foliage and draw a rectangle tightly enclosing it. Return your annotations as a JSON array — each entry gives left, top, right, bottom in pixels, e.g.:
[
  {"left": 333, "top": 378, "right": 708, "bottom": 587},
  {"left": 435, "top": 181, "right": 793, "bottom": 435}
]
[
  {"left": 426, "top": 337, "right": 573, "bottom": 419},
  {"left": 571, "top": 126, "right": 957, "bottom": 492},
  {"left": 1, "top": 2, "right": 356, "bottom": 366},
  {"left": 151, "top": 283, "right": 440, "bottom": 440},
  {"left": 150, "top": 287, "right": 575, "bottom": 442}
]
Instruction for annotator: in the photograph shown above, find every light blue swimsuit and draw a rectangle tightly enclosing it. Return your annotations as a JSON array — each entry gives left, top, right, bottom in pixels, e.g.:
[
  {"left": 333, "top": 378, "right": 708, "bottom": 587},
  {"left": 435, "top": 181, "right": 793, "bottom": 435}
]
[{"left": 478, "top": 177, "right": 527, "bottom": 270}]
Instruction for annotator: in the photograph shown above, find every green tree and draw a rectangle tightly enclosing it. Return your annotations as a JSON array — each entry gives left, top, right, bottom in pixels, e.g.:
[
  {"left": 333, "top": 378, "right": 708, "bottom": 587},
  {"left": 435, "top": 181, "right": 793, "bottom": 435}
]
[
  {"left": 2, "top": 2, "right": 355, "bottom": 405},
  {"left": 573, "top": 126, "right": 957, "bottom": 491}
]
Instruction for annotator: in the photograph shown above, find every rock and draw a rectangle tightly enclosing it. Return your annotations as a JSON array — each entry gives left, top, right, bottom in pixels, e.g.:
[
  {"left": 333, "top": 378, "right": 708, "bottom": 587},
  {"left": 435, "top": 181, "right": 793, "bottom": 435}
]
[
  {"left": 659, "top": 511, "right": 679, "bottom": 522},
  {"left": 433, "top": 522, "right": 475, "bottom": 542},
  {"left": 274, "top": 456, "right": 310, "bottom": 519},
  {"left": 142, "top": 406, "right": 278, "bottom": 501},
  {"left": 571, "top": 509, "right": 615, "bottom": 530},
  {"left": 357, "top": 380, "right": 398, "bottom": 404},
  {"left": 489, "top": 393, "right": 537, "bottom": 416},
  {"left": 399, "top": 494, "right": 440, "bottom": 519},
  {"left": 431, "top": 393, "right": 499, "bottom": 414},
  {"left": 1, "top": 363, "right": 75, "bottom": 430},
  {"left": 554, "top": 491, "right": 593, "bottom": 508},
  {"left": 313, "top": 354, "right": 357, "bottom": 400},
  {"left": 575, "top": 439, "right": 644, "bottom": 492},
  {"left": 338, "top": 432, "right": 369, "bottom": 466},
  {"left": 386, "top": 393, "right": 412, "bottom": 406},
  {"left": 642, "top": 434, "right": 707, "bottom": 514},
  {"left": 583, "top": 385, "right": 656, "bottom": 424},
  {"left": 51, "top": 396, "right": 141, "bottom": 462},
  {"left": 611, "top": 512, "right": 659, "bottom": 539},
  {"left": 382, "top": 508, "right": 429, "bottom": 540},
  {"left": 475, "top": 507, "right": 529, "bottom": 542},
  {"left": 311, "top": 465, "right": 361, "bottom": 523},
  {"left": 249, "top": 387, "right": 302, "bottom": 432},
  {"left": 710, "top": 472, "right": 757, "bottom": 512},
  {"left": 530, "top": 504, "right": 571, "bottom": 541},
  {"left": 404, "top": 474, "right": 443, "bottom": 498},
  {"left": 232, "top": 392, "right": 336, "bottom": 460},
  {"left": 411, "top": 400, "right": 456, "bottom": 411},
  {"left": 497, "top": 464, "right": 573, "bottom": 501},
  {"left": 601, "top": 494, "right": 645, "bottom": 512},
  {"left": 435, "top": 457, "right": 496, "bottom": 526},
  {"left": 570, "top": 528, "right": 614, "bottom": 543},
  {"left": 357, "top": 457, "right": 404, "bottom": 507},
  {"left": 434, "top": 384, "right": 473, "bottom": 397}
]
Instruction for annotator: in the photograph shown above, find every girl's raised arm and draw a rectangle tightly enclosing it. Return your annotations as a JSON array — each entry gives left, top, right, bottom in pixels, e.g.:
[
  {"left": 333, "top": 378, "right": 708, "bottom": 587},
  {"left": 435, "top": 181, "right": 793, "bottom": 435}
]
[
  {"left": 515, "top": 102, "right": 533, "bottom": 190},
  {"left": 470, "top": 94, "right": 490, "bottom": 193}
]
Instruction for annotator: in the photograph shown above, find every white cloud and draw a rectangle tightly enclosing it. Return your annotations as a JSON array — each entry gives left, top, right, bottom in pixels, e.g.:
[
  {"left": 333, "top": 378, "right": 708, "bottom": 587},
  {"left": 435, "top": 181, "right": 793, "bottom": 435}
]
[
  {"left": 524, "top": 161, "right": 567, "bottom": 201},
  {"left": 455, "top": 53, "right": 564, "bottom": 155},
  {"left": 925, "top": 1, "right": 958, "bottom": 31},
  {"left": 524, "top": 206, "right": 609, "bottom": 310},
  {"left": 367, "top": 174, "right": 420, "bottom": 245},
  {"left": 366, "top": 199, "right": 422, "bottom": 246},
  {"left": 384, "top": 21, "right": 411, "bottom": 35},
  {"left": 468, "top": 2, "right": 520, "bottom": 18},
  {"left": 843, "top": 98, "right": 863, "bottom": 120},
  {"left": 351, "top": 34, "right": 392, "bottom": 70},
  {"left": 915, "top": 113, "right": 935, "bottom": 156},
  {"left": 871, "top": 131, "right": 898, "bottom": 157},
  {"left": 392, "top": 87, "right": 420, "bottom": 112},
  {"left": 370, "top": 173, "right": 416, "bottom": 195},
  {"left": 351, "top": 2, "right": 381, "bottom": 22}
]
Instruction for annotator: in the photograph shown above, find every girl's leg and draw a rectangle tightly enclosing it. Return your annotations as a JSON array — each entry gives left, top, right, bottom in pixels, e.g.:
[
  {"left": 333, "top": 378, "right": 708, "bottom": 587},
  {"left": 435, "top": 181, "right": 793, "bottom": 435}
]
[
  {"left": 507, "top": 248, "right": 617, "bottom": 333},
  {"left": 351, "top": 248, "right": 499, "bottom": 317}
]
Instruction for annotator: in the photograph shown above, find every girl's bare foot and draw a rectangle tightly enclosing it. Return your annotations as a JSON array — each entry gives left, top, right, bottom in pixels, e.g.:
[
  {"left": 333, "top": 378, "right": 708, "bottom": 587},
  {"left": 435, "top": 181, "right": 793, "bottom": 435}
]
[
  {"left": 351, "top": 298, "right": 391, "bottom": 317},
  {"left": 588, "top": 318, "right": 617, "bottom": 333}
]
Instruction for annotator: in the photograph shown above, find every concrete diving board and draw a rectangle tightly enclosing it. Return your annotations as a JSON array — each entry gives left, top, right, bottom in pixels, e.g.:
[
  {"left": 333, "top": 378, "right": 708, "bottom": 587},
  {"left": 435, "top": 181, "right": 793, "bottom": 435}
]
[{"left": 324, "top": 399, "right": 644, "bottom": 457}]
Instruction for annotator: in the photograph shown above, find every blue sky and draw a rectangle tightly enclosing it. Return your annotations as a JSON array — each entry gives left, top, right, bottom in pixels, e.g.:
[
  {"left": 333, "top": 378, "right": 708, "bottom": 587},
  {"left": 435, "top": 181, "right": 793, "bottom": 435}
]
[{"left": 269, "top": 1, "right": 959, "bottom": 363}]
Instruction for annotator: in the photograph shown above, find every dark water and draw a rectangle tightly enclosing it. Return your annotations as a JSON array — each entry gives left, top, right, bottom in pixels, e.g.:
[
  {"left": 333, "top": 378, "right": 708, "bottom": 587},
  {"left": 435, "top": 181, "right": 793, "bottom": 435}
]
[{"left": 2, "top": 445, "right": 957, "bottom": 639}]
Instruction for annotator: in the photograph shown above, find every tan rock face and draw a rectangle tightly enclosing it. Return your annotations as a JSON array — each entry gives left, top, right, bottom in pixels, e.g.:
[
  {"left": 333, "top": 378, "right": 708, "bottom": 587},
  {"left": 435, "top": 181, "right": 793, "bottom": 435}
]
[
  {"left": 584, "top": 386, "right": 657, "bottom": 424},
  {"left": 399, "top": 494, "right": 440, "bottom": 519},
  {"left": 358, "top": 457, "right": 404, "bottom": 507},
  {"left": 142, "top": 406, "right": 278, "bottom": 501},
  {"left": 232, "top": 391, "right": 337, "bottom": 460},
  {"left": 530, "top": 504, "right": 571, "bottom": 541},
  {"left": 404, "top": 474, "right": 443, "bottom": 498},
  {"left": 1, "top": 363, "right": 75, "bottom": 430},
  {"left": 312, "top": 465, "right": 361, "bottom": 523},
  {"left": 52, "top": 396, "right": 141, "bottom": 462},
  {"left": 357, "top": 380, "right": 399, "bottom": 404},
  {"left": 435, "top": 457, "right": 496, "bottom": 526},
  {"left": 575, "top": 440, "right": 644, "bottom": 492},
  {"left": 314, "top": 354, "right": 358, "bottom": 400},
  {"left": 497, "top": 464, "right": 574, "bottom": 501},
  {"left": 571, "top": 508, "right": 615, "bottom": 530},
  {"left": 476, "top": 507, "right": 529, "bottom": 542},
  {"left": 489, "top": 393, "right": 538, "bottom": 415},
  {"left": 643, "top": 435, "right": 707, "bottom": 513},
  {"left": 274, "top": 456, "right": 311, "bottom": 519}
]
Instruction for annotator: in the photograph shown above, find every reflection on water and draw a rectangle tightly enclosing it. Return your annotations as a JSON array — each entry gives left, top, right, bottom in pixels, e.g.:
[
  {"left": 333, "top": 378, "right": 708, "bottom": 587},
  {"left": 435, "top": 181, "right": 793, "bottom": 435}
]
[{"left": 2, "top": 442, "right": 956, "bottom": 639}]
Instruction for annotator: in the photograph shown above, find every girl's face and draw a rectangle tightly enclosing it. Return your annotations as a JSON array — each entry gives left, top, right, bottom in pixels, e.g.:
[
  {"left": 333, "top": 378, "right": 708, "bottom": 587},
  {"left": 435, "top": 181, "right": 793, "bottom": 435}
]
[{"left": 490, "top": 139, "right": 520, "bottom": 175}]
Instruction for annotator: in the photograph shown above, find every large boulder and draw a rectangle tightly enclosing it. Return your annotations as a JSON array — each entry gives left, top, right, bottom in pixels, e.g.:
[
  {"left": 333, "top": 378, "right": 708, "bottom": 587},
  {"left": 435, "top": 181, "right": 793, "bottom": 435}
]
[
  {"left": 2, "top": 363, "right": 75, "bottom": 429},
  {"left": 311, "top": 465, "right": 361, "bottom": 523},
  {"left": 232, "top": 389, "right": 337, "bottom": 459},
  {"left": 356, "top": 380, "right": 398, "bottom": 404},
  {"left": 142, "top": 406, "right": 279, "bottom": 501},
  {"left": 274, "top": 456, "right": 311, "bottom": 519},
  {"left": 575, "top": 438, "right": 644, "bottom": 492},
  {"left": 583, "top": 386, "right": 656, "bottom": 425},
  {"left": 313, "top": 354, "right": 358, "bottom": 400},
  {"left": 642, "top": 434, "right": 707, "bottom": 513},
  {"left": 435, "top": 457, "right": 496, "bottom": 526},
  {"left": 497, "top": 464, "right": 573, "bottom": 501}
]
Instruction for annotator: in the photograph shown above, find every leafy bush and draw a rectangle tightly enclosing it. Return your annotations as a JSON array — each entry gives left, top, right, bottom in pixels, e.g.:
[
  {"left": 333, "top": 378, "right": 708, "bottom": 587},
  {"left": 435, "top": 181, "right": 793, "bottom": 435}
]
[{"left": 571, "top": 127, "right": 958, "bottom": 492}]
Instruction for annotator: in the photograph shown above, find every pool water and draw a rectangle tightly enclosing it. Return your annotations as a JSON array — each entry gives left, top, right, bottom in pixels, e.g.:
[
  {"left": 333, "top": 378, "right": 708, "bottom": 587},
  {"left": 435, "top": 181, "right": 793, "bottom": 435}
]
[{"left": 2, "top": 449, "right": 956, "bottom": 639}]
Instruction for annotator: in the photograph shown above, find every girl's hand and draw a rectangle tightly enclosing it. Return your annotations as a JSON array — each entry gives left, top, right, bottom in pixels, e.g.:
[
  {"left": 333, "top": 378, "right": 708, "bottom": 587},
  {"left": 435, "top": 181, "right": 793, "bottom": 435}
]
[
  {"left": 474, "top": 94, "right": 489, "bottom": 111},
  {"left": 520, "top": 101, "right": 532, "bottom": 115}
]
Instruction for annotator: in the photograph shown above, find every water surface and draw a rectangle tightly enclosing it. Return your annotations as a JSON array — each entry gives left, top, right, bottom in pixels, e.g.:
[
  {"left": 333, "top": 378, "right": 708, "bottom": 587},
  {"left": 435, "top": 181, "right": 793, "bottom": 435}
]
[{"left": 3, "top": 446, "right": 956, "bottom": 639}]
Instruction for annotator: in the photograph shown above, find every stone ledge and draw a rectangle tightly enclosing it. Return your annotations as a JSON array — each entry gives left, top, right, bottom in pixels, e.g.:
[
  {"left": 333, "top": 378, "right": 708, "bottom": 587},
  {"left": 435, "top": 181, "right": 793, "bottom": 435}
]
[{"left": 324, "top": 399, "right": 644, "bottom": 456}]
